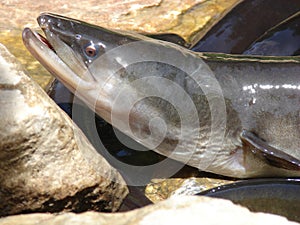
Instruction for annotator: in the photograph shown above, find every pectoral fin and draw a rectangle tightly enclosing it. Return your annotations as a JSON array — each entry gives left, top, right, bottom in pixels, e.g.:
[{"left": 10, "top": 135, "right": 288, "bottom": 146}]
[{"left": 241, "top": 130, "right": 300, "bottom": 171}]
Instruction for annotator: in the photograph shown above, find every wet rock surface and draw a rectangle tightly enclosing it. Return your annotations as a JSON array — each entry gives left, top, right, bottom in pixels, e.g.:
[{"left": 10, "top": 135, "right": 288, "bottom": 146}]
[
  {"left": 0, "top": 44, "right": 128, "bottom": 216},
  {"left": 0, "top": 0, "right": 240, "bottom": 88},
  {"left": 0, "top": 196, "right": 298, "bottom": 225},
  {"left": 0, "top": 0, "right": 241, "bottom": 42},
  {"left": 145, "top": 177, "right": 234, "bottom": 203}
]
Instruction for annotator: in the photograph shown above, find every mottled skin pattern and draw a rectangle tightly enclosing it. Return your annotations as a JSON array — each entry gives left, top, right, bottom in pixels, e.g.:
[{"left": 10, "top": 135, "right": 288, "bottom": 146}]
[
  {"left": 205, "top": 58, "right": 300, "bottom": 176},
  {"left": 23, "top": 13, "right": 300, "bottom": 178}
]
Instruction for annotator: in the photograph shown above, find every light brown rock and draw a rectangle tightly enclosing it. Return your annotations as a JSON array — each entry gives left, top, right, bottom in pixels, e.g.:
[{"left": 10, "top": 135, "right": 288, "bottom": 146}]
[
  {"left": 145, "top": 177, "right": 234, "bottom": 203},
  {"left": 0, "top": 0, "right": 241, "bottom": 43},
  {"left": 0, "top": 196, "right": 298, "bottom": 225},
  {"left": 0, "top": 0, "right": 241, "bottom": 88},
  {"left": 0, "top": 44, "right": 128, "bottom": 216}
]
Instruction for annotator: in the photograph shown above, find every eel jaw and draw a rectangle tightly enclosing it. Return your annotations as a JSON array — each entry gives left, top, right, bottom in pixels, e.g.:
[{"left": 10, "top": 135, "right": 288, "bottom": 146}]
[
  {"left": 22, "top": 28, "right": 94, "bottom": 92},
  {"left": 22, "top": 27, "right": 113, "bottom": 122}
]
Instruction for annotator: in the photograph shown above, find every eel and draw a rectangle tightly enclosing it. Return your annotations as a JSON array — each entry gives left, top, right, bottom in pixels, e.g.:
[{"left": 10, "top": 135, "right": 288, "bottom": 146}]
[
  {"left": 22, "top": 13, "right": 300, "bottom": 178},
  {"left": 191, "top": 0, "right": 300, "bottom": 53},
  {"left": 244, "top": 11, "right": 300, "bottom": 56},
  {"left": 199, "top": 178, "right": 300, "bottom": 222}
]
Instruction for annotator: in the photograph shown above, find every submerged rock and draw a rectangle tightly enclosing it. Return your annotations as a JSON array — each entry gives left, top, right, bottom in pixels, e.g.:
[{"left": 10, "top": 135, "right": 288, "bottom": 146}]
[
  {"left": 0, "top": 44, "right": 128, "bottom": 216},
  {"left": 145, "top": 177, "right": 234, "bottom": 203},
  {"left": 0, "top": 196, "right": 298, "bottom": 225}
]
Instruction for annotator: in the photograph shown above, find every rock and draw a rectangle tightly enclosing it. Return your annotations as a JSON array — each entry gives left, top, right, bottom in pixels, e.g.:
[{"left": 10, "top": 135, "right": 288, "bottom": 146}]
[
  {"left": 0, "top": 0, "right": 241, "bottom": 43},
  {"left": 0, "top": 196, "right": 298, "bottom": 225},
  {"left": 0, "top": 44, "right": 128, "bottom": 216},
  {"left": 145, "top": 177, "right": 234, "bottom": 203},
  {"left": 0, "top": 0, "right": 241, "bottom": 88}
]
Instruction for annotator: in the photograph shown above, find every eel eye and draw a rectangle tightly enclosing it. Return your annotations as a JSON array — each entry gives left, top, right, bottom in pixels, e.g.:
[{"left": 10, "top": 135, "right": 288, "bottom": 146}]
[{"left": 85, "top": 44, "right": 98, "bottom": 58}]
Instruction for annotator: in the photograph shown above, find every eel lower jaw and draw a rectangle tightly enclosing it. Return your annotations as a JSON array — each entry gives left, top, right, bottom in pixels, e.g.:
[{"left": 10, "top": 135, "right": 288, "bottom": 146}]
[{"left": 22, "top": 28, "right": 94, "bottom": 91}]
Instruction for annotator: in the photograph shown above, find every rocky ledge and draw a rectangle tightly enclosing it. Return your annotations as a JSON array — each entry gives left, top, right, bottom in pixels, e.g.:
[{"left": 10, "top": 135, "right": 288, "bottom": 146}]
[{"left": 0, "top": 44, "right": 128, "bottom": 216}]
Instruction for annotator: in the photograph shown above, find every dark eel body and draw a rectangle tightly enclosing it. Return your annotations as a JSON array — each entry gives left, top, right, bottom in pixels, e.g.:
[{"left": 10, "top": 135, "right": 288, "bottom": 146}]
[
  {"left": 244, "top": 11, "right": 300, "bottom": 56},
  {"left": 191, "top": 0, "right": 300, "bottom": 53}
]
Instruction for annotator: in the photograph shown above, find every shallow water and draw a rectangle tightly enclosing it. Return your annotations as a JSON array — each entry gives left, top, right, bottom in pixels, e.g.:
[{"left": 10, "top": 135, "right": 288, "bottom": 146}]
[{"left": 0, "top": 29, "right": 52, "bottom": 88}]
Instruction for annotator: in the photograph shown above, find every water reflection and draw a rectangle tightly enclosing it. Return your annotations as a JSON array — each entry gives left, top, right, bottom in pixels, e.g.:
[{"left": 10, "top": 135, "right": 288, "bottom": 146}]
[{"left": 243, "top": 83, "right": 300, "bottom": 94}]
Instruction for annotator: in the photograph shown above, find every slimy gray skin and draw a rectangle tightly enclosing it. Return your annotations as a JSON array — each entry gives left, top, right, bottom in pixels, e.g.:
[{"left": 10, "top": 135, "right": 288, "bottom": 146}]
[{"left": 22, "top": 13, "right": 300, "bottom": 178}]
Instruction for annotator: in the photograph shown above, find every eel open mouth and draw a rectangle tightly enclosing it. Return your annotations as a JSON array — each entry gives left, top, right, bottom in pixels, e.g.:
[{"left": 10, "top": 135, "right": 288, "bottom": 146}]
[
  {"left": 22, "top": 28, "right": 93, "bottom": 90},
  {"left": 22, "top": 28, "right": 55, "bottom": 53},
  {"left": 22, "top": 28, "right": 55, "bottom": 58},
  {"left": 36, "top": 31, "right": 55, "bottom": 52}
]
